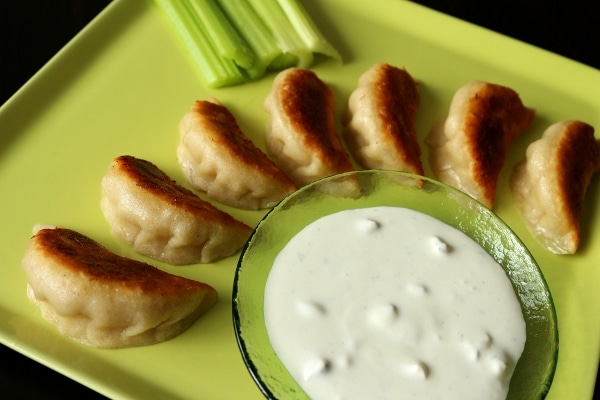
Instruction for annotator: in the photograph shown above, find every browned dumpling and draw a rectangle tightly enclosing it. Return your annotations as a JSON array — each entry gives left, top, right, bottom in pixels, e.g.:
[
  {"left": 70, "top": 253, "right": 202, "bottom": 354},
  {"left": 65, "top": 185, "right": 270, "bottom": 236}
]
[
  {"left": 264, "top": 68, "right": 355, "bottom": 187},
  {"left": 511, "top": 120, "right": 600, "bottom": 254},
  {"left": 343, "top": 63, "right": 423, "bottom": 175},
  {"left": 21, "top": 226, "right": 218, "bottom": 348},
  {"left": 101, "top": 155, "right": 253, "bottom": 265},
  {"left": 177, "top": 99, "right": 297, "bottom": 210},
  {"left": 427, "top": 80, "right": 535, "bottom": 208}
]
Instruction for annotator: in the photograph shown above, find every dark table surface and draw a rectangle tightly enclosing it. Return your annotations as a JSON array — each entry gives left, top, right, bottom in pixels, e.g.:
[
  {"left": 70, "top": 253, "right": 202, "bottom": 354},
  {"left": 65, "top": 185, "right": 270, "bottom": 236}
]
[{"left": 0, "top": 0, "right": 598, "bottom": 398}]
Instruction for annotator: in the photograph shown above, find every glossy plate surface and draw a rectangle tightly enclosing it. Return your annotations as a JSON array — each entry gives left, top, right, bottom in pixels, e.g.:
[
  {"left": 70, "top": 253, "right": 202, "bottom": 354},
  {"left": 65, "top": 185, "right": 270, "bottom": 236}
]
[
  {"left": 234, "top": 170, "right": 558, "bottom": 399},
  {"left": 0, "top": 0, "right": 598, "bottom": 398}
]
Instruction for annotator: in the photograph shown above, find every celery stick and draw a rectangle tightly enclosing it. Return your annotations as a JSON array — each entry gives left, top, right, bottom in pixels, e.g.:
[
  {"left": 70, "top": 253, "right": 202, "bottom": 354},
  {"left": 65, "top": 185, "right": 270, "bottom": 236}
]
[
  {"left": 277, "top": 0, "right": 342, "bottom": 62},
  {"left": 217, "top": 0, "right": 284, "bottom": 78},
  {"left": 247, "top": 0, "right": 313, "bottom": 68},
  {"left": 188, "top": 0, "right": 255, "bottom": 70},
  {"left": 268, "top": 53, "right": 301, "bottom": 71},
  {"left": 154, "top": 0, "right": 245, "bottom": 88}
]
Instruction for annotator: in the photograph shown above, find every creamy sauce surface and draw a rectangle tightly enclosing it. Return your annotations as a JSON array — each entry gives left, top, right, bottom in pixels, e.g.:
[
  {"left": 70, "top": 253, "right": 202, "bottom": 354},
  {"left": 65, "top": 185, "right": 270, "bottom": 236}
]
[{"left": 264, "top": 206, "right": 526, "bottom": 400}]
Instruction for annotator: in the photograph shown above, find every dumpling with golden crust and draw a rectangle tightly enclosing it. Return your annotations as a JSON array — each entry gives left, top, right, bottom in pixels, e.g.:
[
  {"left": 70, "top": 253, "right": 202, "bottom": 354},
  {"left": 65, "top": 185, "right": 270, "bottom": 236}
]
[
  {"left": 101, "top": 155, "right": 252, "bottom": 265},
  {"left": 177, "top": 99, "right": 297, "bottom": 210},
  {"left": 511, "top": 120, "right": 600, "bottom": 254},
  {"left": 21, "top": 226, "right": 218, "bottom": 348},
  {"left": 343, "top": 63, "right": 423, "bottom": 175},
  {"left": 427, "top": 80, "right": 535, "bottom": 208},
  {"left": 264, "top": 68, "right": 355, "bottom": 187}
]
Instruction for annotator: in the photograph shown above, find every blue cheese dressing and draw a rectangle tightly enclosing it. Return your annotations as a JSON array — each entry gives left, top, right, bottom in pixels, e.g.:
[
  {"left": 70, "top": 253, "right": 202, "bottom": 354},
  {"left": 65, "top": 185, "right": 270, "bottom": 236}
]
[{"left": 264, "top": 206, "right": 526, "bottom": 400}]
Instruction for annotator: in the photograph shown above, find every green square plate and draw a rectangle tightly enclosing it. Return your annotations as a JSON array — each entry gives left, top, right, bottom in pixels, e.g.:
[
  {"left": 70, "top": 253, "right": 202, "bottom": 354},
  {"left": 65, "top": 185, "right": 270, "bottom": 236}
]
[{"left": 0, "top": 0, "right": 598, "bottom": 398}]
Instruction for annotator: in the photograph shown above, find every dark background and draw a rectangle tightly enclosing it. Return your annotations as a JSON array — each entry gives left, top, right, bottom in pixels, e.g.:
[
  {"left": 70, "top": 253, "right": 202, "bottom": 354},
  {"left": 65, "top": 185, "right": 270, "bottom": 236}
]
[{"left": 0, "top": 0, "right": 597, "bottom": 398}]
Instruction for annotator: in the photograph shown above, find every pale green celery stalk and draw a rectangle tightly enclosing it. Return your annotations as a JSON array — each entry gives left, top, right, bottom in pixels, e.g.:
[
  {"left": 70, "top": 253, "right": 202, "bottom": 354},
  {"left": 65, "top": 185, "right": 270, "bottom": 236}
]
[
  {"left": 217, "top": 0, "right": 284, "bottom": 78},
  {"left": 277, "top": 0, "right": 342, "bottom": 62},
  {"left": 189, "top": 0, "right": 255, "bottom": 70},
  {"left": 268, "top": 53, "right": 301, "bottom": 71},
  {"left": 247, "top": 0, "right": 312, "bottom": 68},
  {"left": 154, "top": 0, "right": 245, "bottom": 88}
]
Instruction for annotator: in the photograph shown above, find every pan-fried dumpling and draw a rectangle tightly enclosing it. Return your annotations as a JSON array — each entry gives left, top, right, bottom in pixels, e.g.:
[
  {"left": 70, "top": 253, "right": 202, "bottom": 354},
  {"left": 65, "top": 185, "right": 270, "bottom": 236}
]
[
  {"left": 177, "top": 99, "right": 297, "bottom": 210},
  {"left": 343, "top": 63, "right": 423, "bottom": 175},
  {"left": 21, "top": 226, "right": 218, "bottom": 348},
  {"left": 100, "top": 155, "right": 252, "bottom": 265},
  {"left": 427, "top": 80, "right": 535, "bottom": 208},
  {"left": 511, "top": 120, "right": 600, "bottom": 254},
  {"left": 264, "top": 68, "right": 355, "bottom": 187}
]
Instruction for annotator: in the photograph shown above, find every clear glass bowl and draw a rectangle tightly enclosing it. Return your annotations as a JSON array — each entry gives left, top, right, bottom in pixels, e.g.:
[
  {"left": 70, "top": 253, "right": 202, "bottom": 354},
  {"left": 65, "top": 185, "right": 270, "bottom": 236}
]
[{"left": 233, "top": 170, "right": 558, "bottom": 400}]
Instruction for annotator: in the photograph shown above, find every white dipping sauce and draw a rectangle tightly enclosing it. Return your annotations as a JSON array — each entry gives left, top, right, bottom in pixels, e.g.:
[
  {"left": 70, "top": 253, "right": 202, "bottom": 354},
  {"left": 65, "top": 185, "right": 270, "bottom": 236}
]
[{"left": 264, "top": 206, "right": 526, "bottom": 400}]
